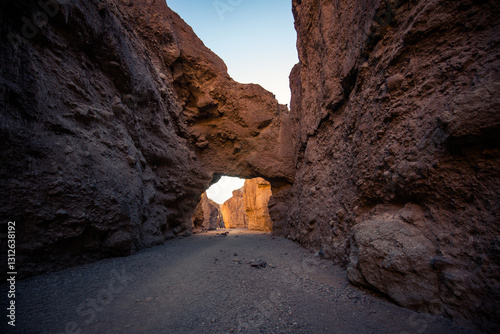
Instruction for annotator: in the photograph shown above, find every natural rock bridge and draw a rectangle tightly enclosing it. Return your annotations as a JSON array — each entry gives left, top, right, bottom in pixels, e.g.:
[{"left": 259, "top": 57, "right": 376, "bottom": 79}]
[{"left": 0, "top": 0, "right": 498, "bottom": 333}]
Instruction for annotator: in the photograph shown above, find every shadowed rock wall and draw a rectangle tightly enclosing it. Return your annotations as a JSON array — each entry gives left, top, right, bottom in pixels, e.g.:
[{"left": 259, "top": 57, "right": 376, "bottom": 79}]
[
  {"left": 273, "top": 0, "right": 499, "bottom": 329},
  {"left": 0, "top": 0, "right": 292, "bottom": 277},
  {"left": 191, "top": 193, "right": 224, "bottom": 231}
]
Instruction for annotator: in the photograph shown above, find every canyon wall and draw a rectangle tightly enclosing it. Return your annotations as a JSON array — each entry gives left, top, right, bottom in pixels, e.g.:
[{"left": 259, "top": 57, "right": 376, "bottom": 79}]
[
  {"left": 191, "top": 193, "right": 224, "bottom": 231},
  {"left": 221, "top": 188, "right": 247, "bottom": 229},
  {"left": 0, "top": 0, "right": 292, "bottom": 277},
  {"left": 1, "top": 0, "right": 498, "bottom": 329},
  {"left": 221, "top": 178, "right": 273, "bottom": 231},
  {"left": 274, "top": 0, "right": 499, "bottom": 329},
  {"left": 244, "top": 178, "right": 273, "bottom": 232}
]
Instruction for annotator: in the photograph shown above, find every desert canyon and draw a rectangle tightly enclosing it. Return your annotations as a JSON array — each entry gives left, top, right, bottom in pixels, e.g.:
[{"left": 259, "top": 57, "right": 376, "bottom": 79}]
[{"left": 0, "top": 0, "right": 499, "bottom": 333}]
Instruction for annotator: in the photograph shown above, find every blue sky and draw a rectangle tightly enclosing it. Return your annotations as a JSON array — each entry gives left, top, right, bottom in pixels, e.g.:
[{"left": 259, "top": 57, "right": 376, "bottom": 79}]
[{"left": 167, "top": 0, "right": 298, "bottom": 105}]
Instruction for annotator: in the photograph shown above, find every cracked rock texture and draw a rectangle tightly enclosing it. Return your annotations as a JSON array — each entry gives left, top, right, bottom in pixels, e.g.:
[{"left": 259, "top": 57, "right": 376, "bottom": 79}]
[
  {"left": 273, "top": 0, "right": 500, "bottom": 330},
  {"left": 191, "top": 193, "right": 224, "bottom": 231},
  {"left": 0, "top": 0, "right": 292, "bottom": 277}
]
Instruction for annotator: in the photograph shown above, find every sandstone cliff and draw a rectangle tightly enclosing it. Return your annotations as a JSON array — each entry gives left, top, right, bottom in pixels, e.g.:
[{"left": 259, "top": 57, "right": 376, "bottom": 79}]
[
  {"left": 273, "top": 0, "right": 499, "bottom": 330},
  {"left": 221, "top": 188, "right": 247, "bottom": 229},
  {"left": 244, "top": 178, "right": 273, "bottom": 232},
  {"left": 221, "top": 178, "right": 273, "bottom": 231},
  {"left": 192, "top": 193, "right": 224, "bottom": 231},
  {"left": 0, "top": 0, "right": 292, "bottom": 277}
]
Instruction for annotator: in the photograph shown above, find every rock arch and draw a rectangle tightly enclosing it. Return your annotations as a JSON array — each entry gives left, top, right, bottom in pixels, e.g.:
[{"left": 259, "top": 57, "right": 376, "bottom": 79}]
[
  {"left": 0, "top": 0, "right": 293, "bottom": 277},
  {"left": 2, "top": 1, "right": 499, "bottom": 330}
]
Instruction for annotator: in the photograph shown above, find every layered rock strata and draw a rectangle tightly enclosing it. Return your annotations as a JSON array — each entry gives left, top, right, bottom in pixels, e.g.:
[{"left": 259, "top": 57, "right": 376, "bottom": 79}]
[{"left": 274, "top": 0, "right": 500, "bottom": 330}]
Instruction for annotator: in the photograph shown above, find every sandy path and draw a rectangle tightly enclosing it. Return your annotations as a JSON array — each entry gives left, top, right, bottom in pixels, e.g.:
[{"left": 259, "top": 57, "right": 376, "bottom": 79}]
[{"left": 1, "top": 229, "right": 480, "bottom": 333}]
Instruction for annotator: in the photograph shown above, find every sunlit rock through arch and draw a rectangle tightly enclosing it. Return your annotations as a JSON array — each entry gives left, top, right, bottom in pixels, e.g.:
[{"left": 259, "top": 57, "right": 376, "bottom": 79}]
[{"left": 195, "top": 176, "right": 274, "bottom": 232}]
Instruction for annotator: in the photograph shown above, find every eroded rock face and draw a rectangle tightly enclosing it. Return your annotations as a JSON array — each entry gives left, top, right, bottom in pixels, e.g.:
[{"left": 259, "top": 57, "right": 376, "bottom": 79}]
[
  {"left": 192, "top": 193, "right": 224, "bottom": 231},
  {"left": 273, "top": 0, "right": 500, "bottom": 329},
  {"left": 243, "top": 178, "right": 273, "bottom": 232},
  {"left": 0, "top": 0, "right": 292, "bottom": 277},
  {"left": 221, "top": 178, "right": 273, "bottom": 231},
  {"left": 221, "top": 189, "right": 247, "bottom": 229},
  {"left": 1, "top": 0, "right": 499, "bottom": 329}
]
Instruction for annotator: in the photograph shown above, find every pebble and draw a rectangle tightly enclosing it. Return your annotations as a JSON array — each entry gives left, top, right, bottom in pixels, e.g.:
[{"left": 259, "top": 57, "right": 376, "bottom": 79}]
[{"left": 250, "top": 259, "right": 267, "bottom": 268}]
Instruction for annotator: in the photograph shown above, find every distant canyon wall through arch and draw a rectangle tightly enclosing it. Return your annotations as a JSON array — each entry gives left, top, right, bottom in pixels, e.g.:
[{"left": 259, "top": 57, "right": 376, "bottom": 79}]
[
  {"left": 0, "top": 0, "right": 499, "bottom": 331},
  {"left": 221, "top": 177, "right": 273, "bottom": 232}
]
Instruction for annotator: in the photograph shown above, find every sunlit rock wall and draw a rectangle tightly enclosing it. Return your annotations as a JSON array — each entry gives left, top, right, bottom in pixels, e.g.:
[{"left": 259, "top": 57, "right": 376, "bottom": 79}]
[
  {"left": 244, "top": 178, "right": 273, "bottom": 232},
  {"left": 222, "top": 178, "right": 273, "bottom": 232},
  {"left": 221, "top": 189, "right": 247, "bottom": 229}
]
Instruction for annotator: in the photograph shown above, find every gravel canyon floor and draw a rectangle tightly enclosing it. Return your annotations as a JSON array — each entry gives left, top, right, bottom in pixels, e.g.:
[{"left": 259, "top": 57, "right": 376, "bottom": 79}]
[{"left": 1, "top": 230, "right": 481, "bottom": 334}]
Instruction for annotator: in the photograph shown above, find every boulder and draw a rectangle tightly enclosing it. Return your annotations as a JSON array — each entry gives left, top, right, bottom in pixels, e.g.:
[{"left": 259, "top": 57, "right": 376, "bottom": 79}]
[{"left": 347, "top": 217, "right": 440, "bottom": 312}]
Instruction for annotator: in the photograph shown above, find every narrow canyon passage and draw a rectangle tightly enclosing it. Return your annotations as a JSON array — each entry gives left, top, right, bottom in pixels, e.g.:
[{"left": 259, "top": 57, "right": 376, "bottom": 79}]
[
  {"left": 3, "top": 230, "right": 479, "bottom": 334},
  {"left": 0, "top": 0, "right": 498, "bottom": 332}
]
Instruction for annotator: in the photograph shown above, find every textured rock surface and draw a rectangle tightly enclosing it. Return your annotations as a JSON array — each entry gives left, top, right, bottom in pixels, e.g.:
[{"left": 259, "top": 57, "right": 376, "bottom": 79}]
[
  {"left": 347, "top": 209, "right": 440, "bottom": 311},
  {"left": 243, "top": 178, "right": 273, "bottom": 232},
  {"left": 271, "top": 0, "right": 500, "bottom": 330},
  {"left": 0, "top": 0, "right": 292, "bottom": 277},
  {"left": 221, "top": 188, "right": 247, "bottom": 229},
  {"left": 221, "top": 178, "right": 273, "bottom": 231},
  {"left": 1, "top": 0, "right": 499, "bottom": 330},
  {"left": 192, "top": 193, "right": 224, "bottom": 231}
]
